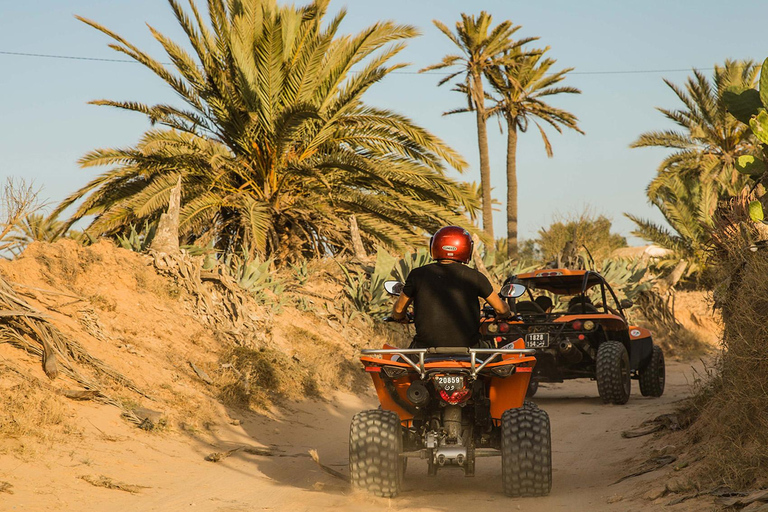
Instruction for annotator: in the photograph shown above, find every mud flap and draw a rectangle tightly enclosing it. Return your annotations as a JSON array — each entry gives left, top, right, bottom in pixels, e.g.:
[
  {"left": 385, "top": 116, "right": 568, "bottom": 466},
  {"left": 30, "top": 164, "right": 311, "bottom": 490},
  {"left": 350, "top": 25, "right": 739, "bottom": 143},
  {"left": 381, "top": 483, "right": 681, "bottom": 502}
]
[{"left": 629, "top": 337, "right": 653, "bottom": 370}]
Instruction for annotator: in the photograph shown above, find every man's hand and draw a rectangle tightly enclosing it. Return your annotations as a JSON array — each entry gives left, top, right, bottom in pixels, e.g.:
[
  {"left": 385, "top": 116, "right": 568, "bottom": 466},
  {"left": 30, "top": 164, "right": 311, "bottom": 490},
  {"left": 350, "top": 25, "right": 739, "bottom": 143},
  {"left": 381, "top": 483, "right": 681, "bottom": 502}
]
[
  {"left": 392, "top": 292, "right": 413, "bottom": 322},
  {"left": 485, "top": 290, "right": 512, "bottom": 318}
]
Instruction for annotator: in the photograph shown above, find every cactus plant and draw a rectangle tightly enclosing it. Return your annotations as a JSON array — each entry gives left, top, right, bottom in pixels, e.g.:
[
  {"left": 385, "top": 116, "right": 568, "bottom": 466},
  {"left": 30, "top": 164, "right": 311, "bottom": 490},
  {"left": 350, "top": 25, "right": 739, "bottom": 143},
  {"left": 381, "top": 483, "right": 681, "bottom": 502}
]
[{"left": 723, "top": 56, "right": 768, "bottom": 223}]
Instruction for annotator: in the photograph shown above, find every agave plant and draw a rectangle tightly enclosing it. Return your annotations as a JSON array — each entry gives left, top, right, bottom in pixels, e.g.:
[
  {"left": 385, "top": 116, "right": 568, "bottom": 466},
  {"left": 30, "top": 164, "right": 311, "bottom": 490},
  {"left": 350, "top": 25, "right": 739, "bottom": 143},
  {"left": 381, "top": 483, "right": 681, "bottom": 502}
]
[{"left": 54, "top": 0, "right": 477, "bottom": 263}]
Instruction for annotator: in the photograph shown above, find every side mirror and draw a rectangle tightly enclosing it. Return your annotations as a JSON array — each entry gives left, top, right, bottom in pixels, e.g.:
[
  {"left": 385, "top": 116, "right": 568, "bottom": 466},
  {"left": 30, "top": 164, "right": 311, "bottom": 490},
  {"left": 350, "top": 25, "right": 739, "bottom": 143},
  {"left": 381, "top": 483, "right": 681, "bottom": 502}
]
[
  {"left": 500, "top": 283, "right": 527, "bottom": 299},
  {"left": 384, "top": 280, "right": 404, "bottom": 296},
  {"left": 620, "top": 299, "right": 634, "bottom": 309}
]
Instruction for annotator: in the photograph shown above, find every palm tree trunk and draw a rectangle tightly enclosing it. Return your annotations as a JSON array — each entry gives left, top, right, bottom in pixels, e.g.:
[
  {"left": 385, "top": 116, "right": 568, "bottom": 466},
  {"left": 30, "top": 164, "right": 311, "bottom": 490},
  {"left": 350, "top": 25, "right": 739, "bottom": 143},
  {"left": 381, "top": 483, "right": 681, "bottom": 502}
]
[
  {"left": 473, "top": 74, "right": 494, "bottom": 239},
  {"left": 506, "top": 121, "right": 518, "bottom": 259}
]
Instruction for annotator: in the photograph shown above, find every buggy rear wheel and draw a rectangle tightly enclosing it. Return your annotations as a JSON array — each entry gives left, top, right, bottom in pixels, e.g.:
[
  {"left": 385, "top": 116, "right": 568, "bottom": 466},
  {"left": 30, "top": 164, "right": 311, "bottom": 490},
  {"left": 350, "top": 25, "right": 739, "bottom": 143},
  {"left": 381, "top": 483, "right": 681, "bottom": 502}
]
[
  {"left": 349, "top": 410, "right": 403, "bottom": 497},
  {"left": 596, "top": 341, "right": 631, "bottom": 405},
  {"left": 639, "top": 345, "right": 665, "bottom": 397},
  {"left": 501, "top": 407, "right": 552, "bottom": 497}
]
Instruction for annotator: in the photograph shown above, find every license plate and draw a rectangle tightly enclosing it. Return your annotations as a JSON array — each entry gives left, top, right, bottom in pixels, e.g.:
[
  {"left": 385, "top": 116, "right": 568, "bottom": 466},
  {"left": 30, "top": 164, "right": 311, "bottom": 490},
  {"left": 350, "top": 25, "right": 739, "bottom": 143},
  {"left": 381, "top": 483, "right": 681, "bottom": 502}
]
[
  {"left": 435, "top": 375, "right": 464, "bottom": 392},
  {"left": 525, "top": 333, "right": 550, "bottom": 348}
]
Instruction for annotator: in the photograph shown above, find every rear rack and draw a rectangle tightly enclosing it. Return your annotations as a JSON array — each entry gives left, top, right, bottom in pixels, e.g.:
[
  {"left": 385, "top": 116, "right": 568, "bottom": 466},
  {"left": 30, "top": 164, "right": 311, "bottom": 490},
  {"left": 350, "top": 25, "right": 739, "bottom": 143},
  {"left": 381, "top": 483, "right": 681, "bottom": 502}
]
[{"left": 361, "top": 347, "right": 535, "bottom": 379}]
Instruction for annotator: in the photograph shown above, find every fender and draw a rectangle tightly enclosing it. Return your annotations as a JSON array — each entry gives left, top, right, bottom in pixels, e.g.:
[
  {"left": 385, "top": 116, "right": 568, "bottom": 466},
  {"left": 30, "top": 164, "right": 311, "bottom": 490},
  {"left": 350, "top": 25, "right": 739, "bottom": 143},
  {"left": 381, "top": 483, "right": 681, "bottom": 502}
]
[{"left": 628, "top": 326, "right": 654, "bottom": 370}]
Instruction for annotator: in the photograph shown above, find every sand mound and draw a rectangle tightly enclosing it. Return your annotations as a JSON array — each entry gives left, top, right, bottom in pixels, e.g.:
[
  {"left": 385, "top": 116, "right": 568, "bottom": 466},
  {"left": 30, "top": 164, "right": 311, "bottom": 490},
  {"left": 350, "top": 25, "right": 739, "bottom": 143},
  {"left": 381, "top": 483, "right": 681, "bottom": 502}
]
[{"left": 0, "top": 240, "right": 385, "bottom": 449}]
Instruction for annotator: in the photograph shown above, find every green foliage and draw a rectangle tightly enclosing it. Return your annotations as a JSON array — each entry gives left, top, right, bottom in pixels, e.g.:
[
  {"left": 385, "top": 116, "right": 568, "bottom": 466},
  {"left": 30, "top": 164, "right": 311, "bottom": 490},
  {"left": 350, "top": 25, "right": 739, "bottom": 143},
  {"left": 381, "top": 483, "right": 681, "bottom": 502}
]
[
  {"left": 116, "top": 221, "right": 157, "bottom": 253},
  {"left": 734, "top": 155, "right": 767, "bottom": 177},
  {"left": 626, "top": 174, "right": 713, "bottom": 279},
  {"left": 474, "top": 239, "right": 536, "bottom": 283},
  {"left": 749, "top": 110, "right": 768, "bottom": 144},
  {"left": 57, "top": 0, "right": 477, "bottom": 263},
  {"left": 722, "top": 87, "right": 762, "bottom": 125},
  {"left": 633, "top": 60, "right": 761, "bottom": 203},
  {"left": 224, "top": 249, "right": 284, "bottom": 305},
  {"left": 338, "top": 248, "right": 401, "bottom": 320},
  {"left": 749, "top": 200, "right": 764, "bottom": 222},
  {"left": 535, "top": 212, "right": 626, "bottom": 264},
  {"left": 391, "top": 248, "right": 431, "bottom": 284},
  {"left": 597, "top": 258, "right": 652, "bottom": 301},
  {"left": 290, "top": 261, "right": 310, "bottom": 286}
]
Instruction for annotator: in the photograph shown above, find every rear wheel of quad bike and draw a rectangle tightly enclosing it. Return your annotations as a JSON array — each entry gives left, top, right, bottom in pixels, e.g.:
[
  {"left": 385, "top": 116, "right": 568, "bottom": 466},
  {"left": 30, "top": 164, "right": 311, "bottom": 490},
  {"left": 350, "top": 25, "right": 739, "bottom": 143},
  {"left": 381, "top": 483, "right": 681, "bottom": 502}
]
[
  {"left": 596, "top": 341, "right": 631, "bottom": 405},
  {"left": 526, "top": 379, "right": 539, "bottom": 398},
  {"left": 349, "top": 410, "right": 403, "bottom": 498},
  {"left": 639, "top": 345, "right": 665, "bottom": 397},
  {"left": 501, "top": 407, "right": 552, "bottom": 497}
]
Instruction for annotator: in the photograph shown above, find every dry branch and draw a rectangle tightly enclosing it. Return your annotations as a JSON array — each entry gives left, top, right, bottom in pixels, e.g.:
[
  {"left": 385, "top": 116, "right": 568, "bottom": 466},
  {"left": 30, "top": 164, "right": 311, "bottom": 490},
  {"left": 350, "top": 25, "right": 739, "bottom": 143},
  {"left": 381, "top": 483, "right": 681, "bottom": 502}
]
[
  {"left": 0, "top": 274, "right": 150, "bottom": 410},
  {"left": 78, "top": 475, "right": 148, "bottom": 494}
]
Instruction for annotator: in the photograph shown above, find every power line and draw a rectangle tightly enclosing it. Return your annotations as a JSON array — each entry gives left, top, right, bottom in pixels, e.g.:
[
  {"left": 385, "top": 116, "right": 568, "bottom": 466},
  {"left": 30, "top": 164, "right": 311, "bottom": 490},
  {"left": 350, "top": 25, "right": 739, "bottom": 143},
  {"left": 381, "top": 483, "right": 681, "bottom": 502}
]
[{"left": 0, "top": 49, "right": 714, "bottom": 76}]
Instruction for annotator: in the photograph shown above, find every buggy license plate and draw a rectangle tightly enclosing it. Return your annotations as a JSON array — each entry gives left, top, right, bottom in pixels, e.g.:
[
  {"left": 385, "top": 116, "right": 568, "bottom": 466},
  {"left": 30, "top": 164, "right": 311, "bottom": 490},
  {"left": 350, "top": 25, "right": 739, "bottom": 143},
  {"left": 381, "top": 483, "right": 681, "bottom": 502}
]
[
  {"left": 435, "top": 375, "right": 464, "bottom": 392},
  {"left": 525, "top": 333, "right": 550, "bottom": 348}
]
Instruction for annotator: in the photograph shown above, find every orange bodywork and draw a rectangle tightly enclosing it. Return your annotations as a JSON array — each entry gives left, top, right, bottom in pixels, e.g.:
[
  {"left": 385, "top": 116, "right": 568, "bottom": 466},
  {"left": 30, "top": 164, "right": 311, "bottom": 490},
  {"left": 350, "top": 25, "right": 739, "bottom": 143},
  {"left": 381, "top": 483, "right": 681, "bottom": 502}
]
[
  {"left": 508, "top": 312, "right": 628, "bottom": 332},
  {"left": 360, "top": 339, "right": 536, "bottom": 424}
]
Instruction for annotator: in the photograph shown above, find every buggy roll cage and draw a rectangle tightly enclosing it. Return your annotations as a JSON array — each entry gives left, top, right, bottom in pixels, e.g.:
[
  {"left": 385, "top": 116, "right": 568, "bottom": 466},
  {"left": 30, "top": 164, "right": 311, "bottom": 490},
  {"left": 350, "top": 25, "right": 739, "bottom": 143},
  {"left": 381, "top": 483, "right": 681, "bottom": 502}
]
[{"left": 506, "top": 270, "right": 627, "bottom": 318}]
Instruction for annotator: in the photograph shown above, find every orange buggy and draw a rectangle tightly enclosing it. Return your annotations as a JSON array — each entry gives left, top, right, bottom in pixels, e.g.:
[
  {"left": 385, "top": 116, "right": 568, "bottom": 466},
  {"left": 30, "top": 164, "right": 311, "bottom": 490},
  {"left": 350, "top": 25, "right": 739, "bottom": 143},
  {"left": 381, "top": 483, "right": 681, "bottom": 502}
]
[{"left": 503, "top": 269, "right": 665, "bottom": 404}]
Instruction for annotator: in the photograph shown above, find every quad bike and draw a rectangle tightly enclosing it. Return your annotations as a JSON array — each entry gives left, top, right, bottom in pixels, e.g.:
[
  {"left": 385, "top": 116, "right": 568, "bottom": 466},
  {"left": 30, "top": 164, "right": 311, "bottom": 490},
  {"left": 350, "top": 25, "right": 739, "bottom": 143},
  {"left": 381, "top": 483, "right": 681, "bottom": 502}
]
[{"left": 349, "top": 282, "right": 552, "bottom": 498}]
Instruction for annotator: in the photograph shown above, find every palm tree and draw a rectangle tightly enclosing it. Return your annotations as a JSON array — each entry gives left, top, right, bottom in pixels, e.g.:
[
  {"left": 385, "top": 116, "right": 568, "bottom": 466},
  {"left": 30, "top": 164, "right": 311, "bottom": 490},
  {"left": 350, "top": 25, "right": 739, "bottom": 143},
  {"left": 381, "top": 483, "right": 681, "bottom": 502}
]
[
  {"left": 486, "top": 47, "right": 583, "bottom": 258},
  {"left": 625, "top": 174, "right": 717, "bottom": 279},
  {"left": 53, "top": 0, "right": 477, "bottom": 262},
  {"left": 632, "top": 60, "right": 761, "bottom": 204},
  {"left": 4, "top": 213, "right": 67, "bottom": 256},
  {"left": 421, "top": 12, "right": 535, "bottom": 239}
]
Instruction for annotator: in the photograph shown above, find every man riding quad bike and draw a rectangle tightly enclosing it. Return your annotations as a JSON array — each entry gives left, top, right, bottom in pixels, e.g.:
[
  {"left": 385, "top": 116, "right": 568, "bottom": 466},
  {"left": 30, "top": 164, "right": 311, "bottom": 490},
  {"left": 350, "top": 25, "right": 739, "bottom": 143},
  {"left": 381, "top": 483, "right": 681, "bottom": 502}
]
[
  {"left": 503, "top": 268, "right": 665, "bottom": 405},
  {"left": 349, "top": 227, "right": 552, "bottom": 498}
]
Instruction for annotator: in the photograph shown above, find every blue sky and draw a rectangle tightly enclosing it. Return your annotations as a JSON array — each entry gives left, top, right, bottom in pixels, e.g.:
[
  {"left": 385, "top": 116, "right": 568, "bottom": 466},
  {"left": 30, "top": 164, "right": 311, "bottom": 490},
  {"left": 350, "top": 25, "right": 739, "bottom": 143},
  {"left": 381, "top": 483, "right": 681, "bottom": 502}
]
[{"left": 1, "top": 0, "right": 766, "bottom": 244}]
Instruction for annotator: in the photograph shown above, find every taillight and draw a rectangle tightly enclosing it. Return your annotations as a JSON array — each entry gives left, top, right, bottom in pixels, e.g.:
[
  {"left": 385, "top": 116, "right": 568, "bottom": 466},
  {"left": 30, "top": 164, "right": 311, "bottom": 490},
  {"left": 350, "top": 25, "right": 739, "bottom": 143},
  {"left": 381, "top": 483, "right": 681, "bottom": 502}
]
[
  {"left": 583, "top": 320, "right": 595, "bottom": 331},
  {"left": 434, "top": 374, "right": 469, "bottom": 404},
  {"left": 571, "top": 320, "right": 583, "bottom": 330},
  {"left": 439, "top": 389, "right": 471, "bottom": 405},
  {"left": 498, "top": 322, "right": 510, "bottom": 333}
]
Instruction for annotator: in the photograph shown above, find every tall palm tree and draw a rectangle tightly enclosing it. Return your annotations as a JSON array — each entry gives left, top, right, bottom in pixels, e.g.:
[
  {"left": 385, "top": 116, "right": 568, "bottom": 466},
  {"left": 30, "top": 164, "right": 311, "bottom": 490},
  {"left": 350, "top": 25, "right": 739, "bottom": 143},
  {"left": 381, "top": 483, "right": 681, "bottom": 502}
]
[
  {"left": 625, "top": 174, "right": 717, "bottom": 279},
  {"left": 421, "top": 12, "right": 535, "bottom": 239},
  {"left": 632, "top": 60, "right": 761, "bottom": 204},
  {"left": 53, "top": 0, "right": 477, "bottom": 262},
  {"left": 486, "top": 47, "right": 583, "bottom": 258}
]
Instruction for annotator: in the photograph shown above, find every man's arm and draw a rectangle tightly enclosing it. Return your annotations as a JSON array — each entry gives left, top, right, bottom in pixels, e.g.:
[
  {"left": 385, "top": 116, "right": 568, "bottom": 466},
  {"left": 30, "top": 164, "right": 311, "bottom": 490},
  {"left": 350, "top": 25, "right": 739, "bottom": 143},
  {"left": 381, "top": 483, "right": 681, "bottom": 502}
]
[
  {"left": 392, "top": 292, "right": 413, "bottom": 322},
  {"left": 485, "top": 291, "right": 511, "bottom": 318}
]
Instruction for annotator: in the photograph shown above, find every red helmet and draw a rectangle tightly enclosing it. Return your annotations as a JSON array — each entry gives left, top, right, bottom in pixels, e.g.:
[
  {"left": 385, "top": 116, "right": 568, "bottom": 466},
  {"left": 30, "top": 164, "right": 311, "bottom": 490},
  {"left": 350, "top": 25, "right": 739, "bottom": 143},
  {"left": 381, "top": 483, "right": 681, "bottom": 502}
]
[{"left": 430, "top": 226, "right": 473, "bottom": 263}]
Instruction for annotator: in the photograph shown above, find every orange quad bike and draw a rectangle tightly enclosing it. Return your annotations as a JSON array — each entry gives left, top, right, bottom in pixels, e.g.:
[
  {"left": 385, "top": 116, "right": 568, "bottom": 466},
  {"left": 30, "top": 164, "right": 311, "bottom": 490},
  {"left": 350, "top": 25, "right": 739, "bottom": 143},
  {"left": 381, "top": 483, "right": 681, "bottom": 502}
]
[{"left": 349, "top": 282, "right": 552, "bottom": 498}]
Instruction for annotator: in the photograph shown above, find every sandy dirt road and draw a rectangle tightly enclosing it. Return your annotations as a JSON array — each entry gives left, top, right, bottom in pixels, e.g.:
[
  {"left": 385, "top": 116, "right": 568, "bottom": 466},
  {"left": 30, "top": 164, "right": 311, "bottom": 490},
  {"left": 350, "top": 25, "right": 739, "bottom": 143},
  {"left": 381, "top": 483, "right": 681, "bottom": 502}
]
[{"left": 0, "top": 360, "right": 705, "bottom": 512}]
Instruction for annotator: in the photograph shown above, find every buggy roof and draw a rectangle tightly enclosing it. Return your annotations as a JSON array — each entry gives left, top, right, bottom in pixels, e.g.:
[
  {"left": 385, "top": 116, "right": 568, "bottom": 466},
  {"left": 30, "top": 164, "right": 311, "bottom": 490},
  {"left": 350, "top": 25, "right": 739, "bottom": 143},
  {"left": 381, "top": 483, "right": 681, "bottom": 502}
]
[{"left": 514, "top": 268, "right": 604, "bottom": 295}]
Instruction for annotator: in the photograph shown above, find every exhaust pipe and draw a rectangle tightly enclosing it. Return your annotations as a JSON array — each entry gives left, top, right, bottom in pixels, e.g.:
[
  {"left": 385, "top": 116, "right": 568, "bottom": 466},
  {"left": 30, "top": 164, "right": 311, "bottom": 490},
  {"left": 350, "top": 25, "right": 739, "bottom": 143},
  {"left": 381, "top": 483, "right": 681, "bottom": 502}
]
[
  {"left": 558, "top": 340, "right": 582, "bottom": 363},
  {"left": 407, "top": 380, "right": 430, "bottom": 407}
]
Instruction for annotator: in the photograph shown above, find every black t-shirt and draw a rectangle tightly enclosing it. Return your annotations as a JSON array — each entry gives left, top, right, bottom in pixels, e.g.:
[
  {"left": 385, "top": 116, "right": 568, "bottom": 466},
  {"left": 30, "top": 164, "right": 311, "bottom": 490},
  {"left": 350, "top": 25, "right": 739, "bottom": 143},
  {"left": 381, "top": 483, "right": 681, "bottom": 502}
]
[{"left": 402, "top": 262, "right": 494, "bottom": 348}]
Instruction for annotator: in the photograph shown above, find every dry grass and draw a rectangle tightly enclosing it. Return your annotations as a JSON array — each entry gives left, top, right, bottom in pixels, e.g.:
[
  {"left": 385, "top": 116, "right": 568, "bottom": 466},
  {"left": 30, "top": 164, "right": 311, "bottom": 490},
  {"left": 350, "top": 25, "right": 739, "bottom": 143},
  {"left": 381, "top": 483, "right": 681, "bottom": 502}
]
[
  {"left": 217, "top": 346, "right": 295, "bottom": 410},
  {"left": 0, "top": 363, "right": 73, "bottom": 441},
  {"left": 683, "top": 248, "right": 768, "bottom": 488}
]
